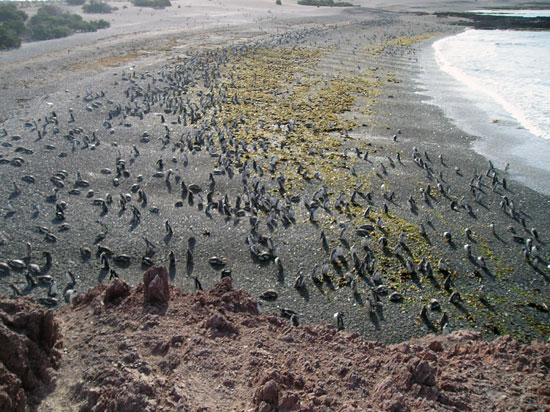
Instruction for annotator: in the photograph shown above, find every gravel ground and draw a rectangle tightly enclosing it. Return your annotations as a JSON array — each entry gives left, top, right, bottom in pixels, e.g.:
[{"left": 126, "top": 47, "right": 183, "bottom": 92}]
[{"left": 0, "top": 2, "right": 549, "bottom": 345}]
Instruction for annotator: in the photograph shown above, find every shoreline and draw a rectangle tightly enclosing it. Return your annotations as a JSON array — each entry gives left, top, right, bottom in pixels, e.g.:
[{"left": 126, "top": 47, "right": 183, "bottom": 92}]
[
  {"left": 417, "top": 29, "right": 550, "bottom": 196},
  {"left": 0, "top": 3, "right": 549, "bottom": 345}
]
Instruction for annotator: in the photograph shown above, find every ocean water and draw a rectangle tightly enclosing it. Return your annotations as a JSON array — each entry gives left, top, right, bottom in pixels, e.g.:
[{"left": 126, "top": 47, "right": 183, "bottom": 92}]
[
  {"left": 434, "top": 30, "right": 550, "bottom": 142},
  {"left": 470, "top": 9, "right": 550, "bottom": 18},
  {"left": 418, "top": 18, "right": 550, "bottom": 195}
]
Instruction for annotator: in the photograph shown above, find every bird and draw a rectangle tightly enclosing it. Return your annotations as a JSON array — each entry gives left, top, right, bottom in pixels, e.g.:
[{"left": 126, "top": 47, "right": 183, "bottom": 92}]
[
  {"left": 334, "top": 312, "right": 344, "bottom": 331},
  {"left": 192, "top": 276, "right": 203, "bottom": 291},
  {"left": 165, "top": 220, "right": 173, "bottom": 236},
  {"left": 294, "top": 268, "right": 305, "bottom": 290},
  {"left": 439, "top": 312, "right": 449, "bottom": 330},
  {"left": 419, "top": 305, "right": 429, "bottom": 323}
]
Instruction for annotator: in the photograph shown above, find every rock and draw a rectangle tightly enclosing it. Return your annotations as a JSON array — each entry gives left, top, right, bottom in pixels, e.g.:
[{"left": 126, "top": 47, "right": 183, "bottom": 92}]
[
  {"left": 208, "top": 277, "right": 260, "bottom": 315},
  {"left": 410, "top": 359, "right": 436, "bottom": 386},
  {"left": 279, "top": 393, "right": 300, "bottom": 411},
  {"left": 253, "top": 379, "right": 280, "bottom": 406},
  {"left": 0, "top": 297, "right": 61, "bottom": 411},
  {"left": 41, "top": 310, "right": 59, "bottom": 350},
  {"left": 103, "top": 278, "right": 131, "bottom": 304},
  {"left": 0, "top": 365, "right": 26, "bottom": 412},
  {"left": 428, "top": 340, "right": 444, "bottom": 352},
  {"left": 203, "top": 314, "right": 239, "bottom": 337},
  {"left": 257, "top": 401, "right": 275, "bottom": 412},
  {"left": 143, "top": 266, "right": 170, "bottom": 304}
]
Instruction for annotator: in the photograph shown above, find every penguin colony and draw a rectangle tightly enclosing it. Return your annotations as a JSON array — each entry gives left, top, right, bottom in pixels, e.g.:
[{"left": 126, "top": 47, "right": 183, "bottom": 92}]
[{"left": 0, "top": 19, "right": 548, "bottom": 343}]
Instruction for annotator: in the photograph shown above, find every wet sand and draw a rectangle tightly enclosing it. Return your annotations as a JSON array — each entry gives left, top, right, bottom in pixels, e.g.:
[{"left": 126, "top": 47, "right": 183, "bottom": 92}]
[{"left": 0, "top": 0, "right": 549, "bottom": 344}]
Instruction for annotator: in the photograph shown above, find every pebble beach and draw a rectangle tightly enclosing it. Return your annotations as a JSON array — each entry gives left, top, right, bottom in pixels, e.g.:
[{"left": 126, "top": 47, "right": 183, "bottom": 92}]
[{"left": 1, "top": 0, "right": 549, "bottom": 345}]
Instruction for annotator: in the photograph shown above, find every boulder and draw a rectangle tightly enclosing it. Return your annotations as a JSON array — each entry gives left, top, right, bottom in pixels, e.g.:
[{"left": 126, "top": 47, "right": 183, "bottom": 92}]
[
  {"left": 253, "top": 379, "right": 280, "bottom": 406},
  {"left": 0, "top": 297, "right": 61, "bottom": 411},
  {"left": 143, "top": 266, "right": 170, "bottom": 304},
  {"left": 103, "top": 278, "right": 131, "bottom": 304}
]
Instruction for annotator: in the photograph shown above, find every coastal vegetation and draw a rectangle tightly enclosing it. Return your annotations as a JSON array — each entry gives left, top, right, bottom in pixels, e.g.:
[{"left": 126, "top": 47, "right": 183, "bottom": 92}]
[
  {"left": 132, "top": 0, "right": 172, "bottom": 9},
  {"left": 0, "top": 3, "right": 27, "bottom": 49},
  {"left": 0, "top": 3, "right": 110, "bottom": 48},
  {"left": 82, "top": 1, "right": 115, "bottom": 14},
  {"left": 27, "top": 5, "right": 110, "bottom": 41},
  {"left": 297, "top": 0, "right": 355, "bottom": 6}
]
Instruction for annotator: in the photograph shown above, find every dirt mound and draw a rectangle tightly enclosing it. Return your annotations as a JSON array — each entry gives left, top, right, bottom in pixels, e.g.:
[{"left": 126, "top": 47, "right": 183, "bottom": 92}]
[
  {"left": 3, "top": 269, "right": 550, "bottom": 411},
  {"left": 0, "top": 297, "right": 61, "bottom": 412}
]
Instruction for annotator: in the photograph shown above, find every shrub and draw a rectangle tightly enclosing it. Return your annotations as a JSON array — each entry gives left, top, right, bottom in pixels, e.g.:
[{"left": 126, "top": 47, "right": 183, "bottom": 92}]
[
  {"left": 26, "top": 6, "right": 110, "bottom": 41},
  {"left": 36, "top": 5, "right": 65, "bottom": 17},
  {"left": 276, "top": 0, "right": 282, "bottom": 4},
  {"left": 66, "top": 0, "right": 87, "bottom": 5},
  {"left": 83, "top": 1, "right": 113, "bottom": 13},
  {"left": 27, "top": 20, "right": 70, "bottom": 41},
  {"left": 3, "top": 18, "right": 26, "bottom": 36},
  {"left": 132, "top": 0, "right": 171, "bottom": 9},
  {"left": 0, "top": 25, "right": 21, "bottom": 49},
  {"left": 90, "top": 19, "right": 110, "bottom": 30},
  {"left": 0, "top": 3, "right": 28, "bottom": 28},
  {"left": 0, "top": 3, "right": 27, "bottom": 49}
]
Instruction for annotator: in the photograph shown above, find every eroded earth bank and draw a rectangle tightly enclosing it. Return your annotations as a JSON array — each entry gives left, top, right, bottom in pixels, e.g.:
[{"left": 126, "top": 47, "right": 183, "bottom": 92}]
[{"left": 2, "top": 273, "right": 550, "bottom": 411}]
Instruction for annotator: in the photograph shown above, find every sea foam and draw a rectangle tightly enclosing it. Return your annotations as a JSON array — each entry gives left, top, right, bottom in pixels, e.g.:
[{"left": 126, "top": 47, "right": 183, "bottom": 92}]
[
  {"left": 433, "top": 29, "right": 550, "bottom": 141},
  {"left": 417, "top": 17, "right": 550, "bottom": 195}
]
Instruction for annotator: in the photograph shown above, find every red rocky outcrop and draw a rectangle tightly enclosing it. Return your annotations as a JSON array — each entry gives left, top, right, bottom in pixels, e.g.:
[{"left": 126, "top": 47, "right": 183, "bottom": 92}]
[
  {"left": 103, "top": 278, "right": 131, "bottom": 304},
  {"left": 0, "top": 297, "right": 61, "bottom": 411},
  {"left": 143, "top": 266, "right": 170, "bottom": 304},
  {"left": 2, "top": 278, "right": 549, "bottom": 412}
]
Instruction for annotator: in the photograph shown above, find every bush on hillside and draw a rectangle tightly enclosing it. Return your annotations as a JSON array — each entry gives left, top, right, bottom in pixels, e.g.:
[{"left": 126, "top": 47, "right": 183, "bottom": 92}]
[
  {"left": 83, "top": 1, "right": 113, "bottom": 13},
  {"left": 132, "top": 0, "right": 171, "bottom": 9},
  {"left": 0, "top": 3, "right": 28, "bottom": 33},
  {"left": 36, "top": 4, "right": 65, "bottom": 17},
  {"left": 27, "top": 5, "right": 110, "bottom": 41},
  {"left": 0, "top": 25, "right": 21, "bottom": 49},
  {"left": 0, "top": 3, "right": 27, "bottom": 49}
]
